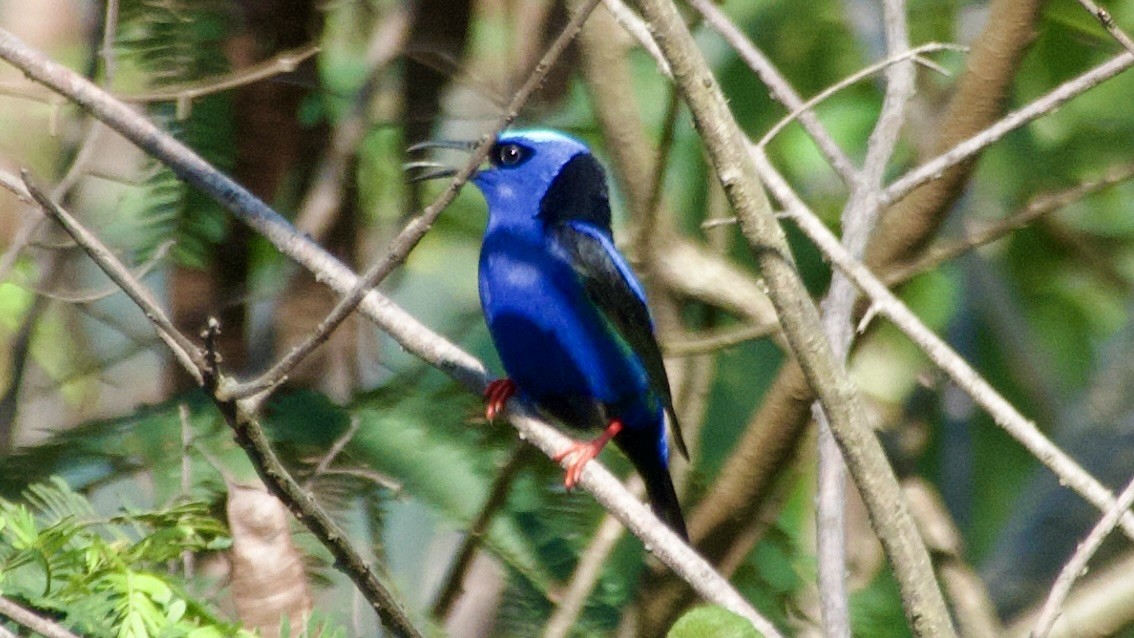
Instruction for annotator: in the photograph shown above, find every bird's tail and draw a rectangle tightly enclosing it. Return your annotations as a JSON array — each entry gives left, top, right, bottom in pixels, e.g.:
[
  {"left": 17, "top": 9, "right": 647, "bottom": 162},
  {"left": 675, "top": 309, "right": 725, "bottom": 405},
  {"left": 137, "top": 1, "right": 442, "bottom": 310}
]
[
  {"left": 642, "top": 464, "right": 689, "bottom": 541},
  {"left": 616, "top": 428, "right": 689, "bottom": 541}
]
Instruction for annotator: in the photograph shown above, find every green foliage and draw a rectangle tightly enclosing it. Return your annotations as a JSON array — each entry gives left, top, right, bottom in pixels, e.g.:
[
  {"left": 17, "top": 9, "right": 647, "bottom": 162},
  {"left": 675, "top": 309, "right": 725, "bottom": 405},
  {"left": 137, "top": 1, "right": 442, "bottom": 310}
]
[
  {"left": 0, "top": 477, "right": 248, "bottom": 637},
  {"left": 668, "top": 605, "right": 762, "bottom": 638},
  {"left": 114, "top": 0, "right": 235, "bottom": 268}
]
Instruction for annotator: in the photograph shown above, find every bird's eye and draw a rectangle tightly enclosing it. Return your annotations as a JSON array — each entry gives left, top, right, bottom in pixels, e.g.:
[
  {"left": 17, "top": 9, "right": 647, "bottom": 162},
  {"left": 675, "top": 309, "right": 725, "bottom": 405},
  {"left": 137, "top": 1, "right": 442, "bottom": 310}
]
[{"left": 493, "top": 143, "right": 528, "bottom": 167}]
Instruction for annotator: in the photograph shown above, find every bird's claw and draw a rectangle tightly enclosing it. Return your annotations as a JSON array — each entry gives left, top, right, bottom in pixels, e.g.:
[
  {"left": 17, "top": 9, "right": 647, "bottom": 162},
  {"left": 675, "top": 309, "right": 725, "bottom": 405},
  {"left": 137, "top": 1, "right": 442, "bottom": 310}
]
[
  {"left": 483, "top": 379, "right": 517, "bottom": 421},
  {"left": 553, "top": 443, "right": 601, "bottom": 490},
  {"left": 552, "top": 419, "right": 624, "bottom": 490}
]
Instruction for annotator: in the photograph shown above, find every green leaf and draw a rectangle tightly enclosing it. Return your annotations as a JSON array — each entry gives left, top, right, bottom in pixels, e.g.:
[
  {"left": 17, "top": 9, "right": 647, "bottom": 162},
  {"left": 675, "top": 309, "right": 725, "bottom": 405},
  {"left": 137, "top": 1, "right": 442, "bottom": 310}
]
[{"left": 667, "top": 605, "right": 763, "bottom": 638}]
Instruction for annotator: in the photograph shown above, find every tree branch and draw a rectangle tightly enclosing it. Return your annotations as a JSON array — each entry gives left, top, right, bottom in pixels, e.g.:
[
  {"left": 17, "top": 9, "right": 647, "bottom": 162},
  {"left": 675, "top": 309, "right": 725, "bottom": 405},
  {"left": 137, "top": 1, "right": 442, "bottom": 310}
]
[
  {"left": 0, "top": 596, "right": 81, "bottom": 638},
  {"left": 1032, "top": 471, "right": 1134, "bottom": 638}
]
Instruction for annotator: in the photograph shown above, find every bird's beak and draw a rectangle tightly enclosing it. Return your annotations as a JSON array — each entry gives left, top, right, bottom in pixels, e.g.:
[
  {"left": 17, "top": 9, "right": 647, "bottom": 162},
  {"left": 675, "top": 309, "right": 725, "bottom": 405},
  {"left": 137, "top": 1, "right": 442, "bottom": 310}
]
[{"left": 404, "top": 139, "right": 479, "bottom": 183}]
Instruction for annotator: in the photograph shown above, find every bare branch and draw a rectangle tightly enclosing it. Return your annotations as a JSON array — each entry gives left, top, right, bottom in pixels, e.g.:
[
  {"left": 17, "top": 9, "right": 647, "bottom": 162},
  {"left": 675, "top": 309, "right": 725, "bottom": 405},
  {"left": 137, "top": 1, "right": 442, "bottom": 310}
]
[
  {"left": 883, "top": 51, "right": 1134, "bottom": 207},
  {"left": 1073, "top": 0, "right": 1134, "bottom": 57},
  {"left": 1032, "top": 472, "right": 1134, "bottom": 638},
  {"left": 688, "top": 0, "right": 859, "bottom": 186},
  {"left": 0, "top": 596, "right": 82, "bottom": 638},
  {"left": 601, "top": 0, "right": 670, "bottom": 77},
  {"left": 20, "top": 173, "right": 206, "bottom": 385},
  {"left": 814, "top": 0, "right": 916, "bottom": 631},
  {"left": 757, "top": 43, "right": 963, "bottom": 150}
]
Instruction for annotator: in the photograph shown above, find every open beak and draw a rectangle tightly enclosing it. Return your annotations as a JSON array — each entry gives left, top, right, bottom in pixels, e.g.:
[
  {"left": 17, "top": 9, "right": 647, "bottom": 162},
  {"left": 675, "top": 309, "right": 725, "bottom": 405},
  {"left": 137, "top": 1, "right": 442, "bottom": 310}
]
[{"left": 404, "top": 139, "right": 479, "bottom": 183}]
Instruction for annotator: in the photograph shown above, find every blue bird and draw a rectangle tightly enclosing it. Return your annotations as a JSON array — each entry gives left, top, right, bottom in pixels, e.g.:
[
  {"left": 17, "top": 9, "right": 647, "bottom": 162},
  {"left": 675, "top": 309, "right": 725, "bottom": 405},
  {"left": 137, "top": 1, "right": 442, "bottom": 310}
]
[{"left": 410, "top": 129, "right": 689, "bottom": 539}]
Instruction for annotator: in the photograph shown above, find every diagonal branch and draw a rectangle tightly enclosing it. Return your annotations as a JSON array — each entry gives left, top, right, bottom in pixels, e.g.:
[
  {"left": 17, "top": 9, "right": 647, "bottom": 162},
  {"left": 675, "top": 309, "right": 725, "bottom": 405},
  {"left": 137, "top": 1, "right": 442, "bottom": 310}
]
[
  {"left": 1032, "top": 471, "right": 1134, "bottom": 638},
  {"left": 20, "top": 173, "right": 206, "bottom": 385},
  {"left": 0, "top": 596, "right": 81, "bottom": 638}
]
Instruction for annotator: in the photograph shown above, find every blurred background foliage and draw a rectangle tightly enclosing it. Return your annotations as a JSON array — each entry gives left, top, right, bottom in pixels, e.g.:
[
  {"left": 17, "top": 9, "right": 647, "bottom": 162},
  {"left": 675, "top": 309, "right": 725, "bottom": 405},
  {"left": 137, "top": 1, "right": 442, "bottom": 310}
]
[{"left": 1, "top": 0, "right": 1134, "bottom": 635}]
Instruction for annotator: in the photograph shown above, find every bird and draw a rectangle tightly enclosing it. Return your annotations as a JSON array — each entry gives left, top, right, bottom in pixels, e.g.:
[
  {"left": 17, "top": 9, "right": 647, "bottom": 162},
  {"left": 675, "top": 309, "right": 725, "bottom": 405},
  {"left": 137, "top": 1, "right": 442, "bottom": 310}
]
[{"left": 409, "top": 129, "right": 689, "bottom": 539}]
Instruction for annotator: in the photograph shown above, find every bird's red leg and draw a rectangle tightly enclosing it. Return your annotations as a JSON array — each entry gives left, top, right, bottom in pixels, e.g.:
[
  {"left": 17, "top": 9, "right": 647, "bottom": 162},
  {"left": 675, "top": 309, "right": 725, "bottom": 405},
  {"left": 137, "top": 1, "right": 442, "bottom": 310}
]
[
  {"left": 553, "top": 419, "right": 624, "bottom": 490},
  {"left": 483, "top": 379, "right": 517, "bottom": 421}
]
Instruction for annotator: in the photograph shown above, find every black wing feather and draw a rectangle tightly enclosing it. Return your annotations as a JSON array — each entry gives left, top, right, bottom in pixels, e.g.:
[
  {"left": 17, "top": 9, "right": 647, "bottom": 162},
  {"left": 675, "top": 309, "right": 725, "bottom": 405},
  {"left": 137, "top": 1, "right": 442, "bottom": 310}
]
[{"left": 553, "top": 223, "right": 689, "bottom": 459}]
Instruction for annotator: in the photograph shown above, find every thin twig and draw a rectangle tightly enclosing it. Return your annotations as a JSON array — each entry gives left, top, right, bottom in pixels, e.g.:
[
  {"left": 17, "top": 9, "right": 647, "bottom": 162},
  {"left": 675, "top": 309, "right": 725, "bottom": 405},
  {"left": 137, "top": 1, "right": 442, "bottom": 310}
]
[
  {"left": 303, "top": 415, "right": 361, "bottom": 491},
  {"left": 22, "top": 239, "right": 173, "bottom": 304},
  {"left": 601, "top": 0, "right": 671, "bottom": 77},
  {"left": 663, "top": 321, "right": 778, "bottom": 356},
  {"left": 1073, "top": 0, "right": 1134, "bottom": 57},
  {"left": 757, "top": 43, "right": 963, "bottom": 149},
  {"left": 20, "top": 172, "right": 206, "bottom": 385},
  {"left": 882, "top": 51, "right": 1134, "bottom": 207},
  {"left": 1032, "top": 472, "right": 1134, "bottom": 638},
  {"left": 688, "top": 0, "right": 859, "bottom": 187},
  {"left": 0, "top": 45, "right": 320, "bottom": 114},
  {"left": 0, "top": 596, "right": 82, "bottom": 638},
  {"left": 884, "top": 162, "right": 1134, "bottom": 284}
]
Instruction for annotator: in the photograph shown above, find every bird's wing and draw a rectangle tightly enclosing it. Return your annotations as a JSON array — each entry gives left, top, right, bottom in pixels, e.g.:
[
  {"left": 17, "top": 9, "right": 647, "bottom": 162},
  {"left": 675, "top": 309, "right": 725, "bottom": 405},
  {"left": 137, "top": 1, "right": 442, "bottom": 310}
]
[{"left": 553, "top": 221, "right": 688, "bottom": 459}]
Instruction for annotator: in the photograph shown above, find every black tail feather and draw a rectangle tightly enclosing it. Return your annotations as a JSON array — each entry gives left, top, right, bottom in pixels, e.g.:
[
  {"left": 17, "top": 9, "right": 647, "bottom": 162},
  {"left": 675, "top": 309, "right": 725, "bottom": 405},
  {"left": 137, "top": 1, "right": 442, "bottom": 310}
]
[
  {"left": 615, "top": 428, "right": 689, "bottom": 541},
  {"left": 642, "top": 465, "right": 689, "bottom": 541}
]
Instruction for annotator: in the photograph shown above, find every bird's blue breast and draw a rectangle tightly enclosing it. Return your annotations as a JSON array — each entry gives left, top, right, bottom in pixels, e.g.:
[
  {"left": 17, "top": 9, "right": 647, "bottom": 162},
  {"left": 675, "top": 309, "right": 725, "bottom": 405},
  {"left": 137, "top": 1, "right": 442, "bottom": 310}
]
[{"left": 478, "top": 227, "right": 661, "bottom": 432}]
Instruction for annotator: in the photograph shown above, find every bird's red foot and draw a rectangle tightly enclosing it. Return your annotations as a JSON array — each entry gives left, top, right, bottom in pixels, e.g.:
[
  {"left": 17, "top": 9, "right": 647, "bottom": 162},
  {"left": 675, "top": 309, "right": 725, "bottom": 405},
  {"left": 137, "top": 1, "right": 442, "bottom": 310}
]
[
  {"left": 553, "top": 419, "right": 624, "bottom": 489},
  {"left": 483, "top": 379, "right": 517, "bottom": 421}
]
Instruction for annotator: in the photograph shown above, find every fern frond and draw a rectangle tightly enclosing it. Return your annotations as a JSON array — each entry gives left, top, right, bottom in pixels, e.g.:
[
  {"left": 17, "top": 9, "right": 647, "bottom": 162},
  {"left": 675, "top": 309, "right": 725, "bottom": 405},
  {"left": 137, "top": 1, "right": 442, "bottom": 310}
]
[{"left": 114, "top": 0, "right": 236, "bottom": 267}]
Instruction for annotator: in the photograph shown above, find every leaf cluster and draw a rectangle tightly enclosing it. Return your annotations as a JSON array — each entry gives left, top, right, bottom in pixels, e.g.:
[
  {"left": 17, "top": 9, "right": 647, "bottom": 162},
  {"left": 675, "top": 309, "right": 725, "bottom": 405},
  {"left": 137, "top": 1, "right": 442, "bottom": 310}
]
[{"left": 0, "top": 477, "right": 246, "bottom": 638}]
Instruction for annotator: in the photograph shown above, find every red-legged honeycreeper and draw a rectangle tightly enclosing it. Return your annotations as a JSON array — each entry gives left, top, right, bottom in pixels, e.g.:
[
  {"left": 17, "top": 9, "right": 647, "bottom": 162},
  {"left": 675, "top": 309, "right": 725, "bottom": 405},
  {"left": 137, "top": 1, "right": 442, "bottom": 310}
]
[{"left": 409, "top": 129, "right": 689, "bottom": 539}]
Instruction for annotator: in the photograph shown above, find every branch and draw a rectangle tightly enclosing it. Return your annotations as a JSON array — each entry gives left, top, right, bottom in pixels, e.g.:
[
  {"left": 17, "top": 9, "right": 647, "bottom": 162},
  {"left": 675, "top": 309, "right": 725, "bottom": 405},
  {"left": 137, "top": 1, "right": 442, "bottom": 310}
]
[
  {"left": 1032, "top": 471, "right": 1134, "bottom": 638},
  {"left": 0, "top": 596, "right": 81, "bottom": 638},
  {"left": 687, "top": 0, "right": 859, "bottom": 187},
  {"left": 1073, "top": 0, "right": 1134, "bottom": 57},
  {"left": 631, "top": 0, "right": 955, "bottom": 635},
  {"left": 813, "top": 0, "right": 916, "bottom": 632},
  {"left": 19, "top": 176, "right": 423, "bottom": 638},
  {"left": 20, "top": 173, "right": 206, "bottom": 385},
  {"left": 881, "top": 50, "right": 1134, "bottom": 210}
]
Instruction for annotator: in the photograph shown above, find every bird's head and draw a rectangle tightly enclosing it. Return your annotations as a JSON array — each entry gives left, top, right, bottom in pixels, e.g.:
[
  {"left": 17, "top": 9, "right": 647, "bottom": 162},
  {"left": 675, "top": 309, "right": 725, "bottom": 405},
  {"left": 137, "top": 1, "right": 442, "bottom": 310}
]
[{"left": 408, "top": 129, "right": 611, "bottom": 229}]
